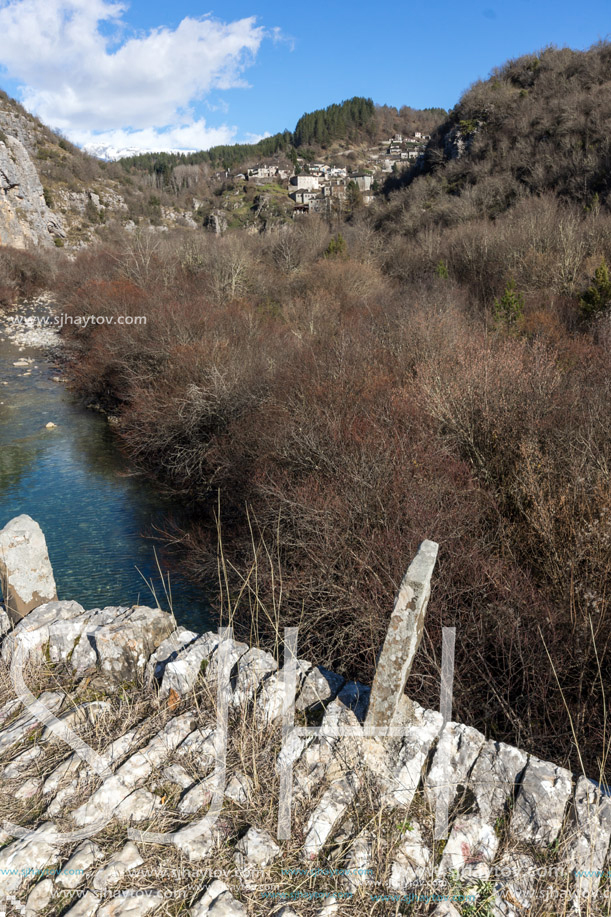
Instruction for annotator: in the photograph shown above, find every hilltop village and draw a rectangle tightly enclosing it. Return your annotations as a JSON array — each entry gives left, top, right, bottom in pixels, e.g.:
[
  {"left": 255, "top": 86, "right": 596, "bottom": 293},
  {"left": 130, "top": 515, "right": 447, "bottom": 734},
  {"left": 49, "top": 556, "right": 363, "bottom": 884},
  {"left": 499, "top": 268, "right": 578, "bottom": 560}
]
[{"left": 229, "top": 131, "right": 430, "bottom": 216}]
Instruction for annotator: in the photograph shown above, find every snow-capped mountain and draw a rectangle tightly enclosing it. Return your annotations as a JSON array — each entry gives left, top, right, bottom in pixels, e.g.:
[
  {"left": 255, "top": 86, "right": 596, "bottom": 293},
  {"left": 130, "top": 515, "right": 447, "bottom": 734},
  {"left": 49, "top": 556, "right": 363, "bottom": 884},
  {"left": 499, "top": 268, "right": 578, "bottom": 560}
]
[{"left": 83, "top": 142, "right": 198, "bottom": 161}]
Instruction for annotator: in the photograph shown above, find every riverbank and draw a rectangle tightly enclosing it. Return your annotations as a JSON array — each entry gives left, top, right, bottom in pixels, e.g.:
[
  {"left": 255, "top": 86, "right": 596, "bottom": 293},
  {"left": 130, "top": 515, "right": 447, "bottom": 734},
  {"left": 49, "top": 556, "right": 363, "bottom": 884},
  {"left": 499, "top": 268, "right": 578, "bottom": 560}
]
[{"left": 0, "top": 296, "right": 212, "bottom": 630}]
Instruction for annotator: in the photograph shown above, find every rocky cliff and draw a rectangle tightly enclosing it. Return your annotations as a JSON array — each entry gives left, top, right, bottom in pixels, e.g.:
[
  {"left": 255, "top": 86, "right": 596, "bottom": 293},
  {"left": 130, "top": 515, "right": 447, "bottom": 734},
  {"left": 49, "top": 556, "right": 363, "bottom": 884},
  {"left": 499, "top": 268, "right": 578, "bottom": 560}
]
[
  {"left": 0, "top": 133, "right": 65, "bottom": 248},
  {"left": 0, "top": 516, "right": 609, "bottom": 917}
]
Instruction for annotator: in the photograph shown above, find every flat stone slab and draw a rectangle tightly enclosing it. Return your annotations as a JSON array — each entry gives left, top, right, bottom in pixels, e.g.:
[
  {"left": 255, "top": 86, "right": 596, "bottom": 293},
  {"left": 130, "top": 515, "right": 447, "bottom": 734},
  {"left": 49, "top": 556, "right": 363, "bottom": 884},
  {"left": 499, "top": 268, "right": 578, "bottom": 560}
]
[
  {"left": 296, "top": 665, "right": 345, "bottom": 713},
  {"left": 388, "top": 819, "right": 432, "bottom": 889},
  {"left": 491, "top": 852, "right": 538, "bottom": 916},
  {"left": 302, "top": 772, "right": 360, "bottom": 860},
  {"left": 256, "top": 659, "right": 312, "bottom": 727},
  {"left": 0, "top": 822, "right": 59, "bottom": 895},
  {"left": 191, "top": 879, "right": 248, "bottom": 916},
  {"left": 367, "top": 540, "right": 439, "bottom": 728},
  {"left": 379, "top": 702, "right": 443, "bottom": 809},
  {"left": 160, "top": 632, "right": 220, "bottom": 698},
  {"left": 469, "top": 739, "right": 527, "bottom": 822},
  {"left": 342, "top": 830, "right": 374, "bottom": 891},
  {"left": 70, "top": 605, "right": 174, "bottom": 686},
  {"left": 92, "top": 841, "right": 143, "bottom": 890},
  {"left": 0, "top": 690, "right": 64, "bottom": 757},
  {"left": 57, "top": 840, "right": 104, "bottom": 889},
  {"left": 96, "top": 891, "right": 164, "bottom": 917},
  {"left": 1, "top": 599, "right": 86, "bottom": 665},
  {"left": 234, "top": 826, "right": 280, "bottom": 868},
  {"left": 510, "top": 755, "right": 572, "bottom": 845},
  {"left": 145, "top": 626, "right": 199, "bottom": 684},
  {"left": 62, "top": 891, "right": 100, "bottom": 917},
  {"left": 71, "top": 712, "right": 195, "bottom": 827},
  {"left": 231, "top": 646, "right": 278, "bottom": 708},
  {"left": 564, "top": 776, "right": 611, "bottom": 901},
  {"left": 425, "top": 721, "right": 486, "bottom": 816},
  {"left": 24, "top": 877, "right": 54, "bottom": 913},
  {"left": 437, "top": 815, "right": 498, "bottom": 879}
]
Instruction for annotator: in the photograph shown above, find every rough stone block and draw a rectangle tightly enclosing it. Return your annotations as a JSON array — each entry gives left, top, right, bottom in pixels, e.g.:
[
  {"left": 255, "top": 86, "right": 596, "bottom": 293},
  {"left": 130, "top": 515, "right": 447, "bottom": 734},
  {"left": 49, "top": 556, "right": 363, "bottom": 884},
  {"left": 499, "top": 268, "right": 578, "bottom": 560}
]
[
  {"left": 0, "top": 515, "right": 57, "bottom": 623},
  {"left": 366, "top": 540, "right": 438, "bottom": 728}
]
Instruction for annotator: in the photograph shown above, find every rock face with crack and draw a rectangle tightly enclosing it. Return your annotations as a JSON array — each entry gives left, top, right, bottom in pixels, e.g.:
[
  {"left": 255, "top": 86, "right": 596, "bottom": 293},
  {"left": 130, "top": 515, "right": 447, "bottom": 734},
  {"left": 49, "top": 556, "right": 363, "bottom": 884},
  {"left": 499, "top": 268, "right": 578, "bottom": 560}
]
[
  {"left": 510, "top": 755, "right": 572, "bottom": 845},
  {"left": 0, "top": 135, "right": 64, "bottom": 247}
]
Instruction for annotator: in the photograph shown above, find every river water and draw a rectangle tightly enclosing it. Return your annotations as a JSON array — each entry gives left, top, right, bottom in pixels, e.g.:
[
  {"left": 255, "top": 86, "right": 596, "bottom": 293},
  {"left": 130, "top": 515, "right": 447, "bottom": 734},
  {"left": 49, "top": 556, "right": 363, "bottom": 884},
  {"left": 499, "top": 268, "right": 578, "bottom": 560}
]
[{"left": 0, "top": 299, "right": 212, "bottom": 631}]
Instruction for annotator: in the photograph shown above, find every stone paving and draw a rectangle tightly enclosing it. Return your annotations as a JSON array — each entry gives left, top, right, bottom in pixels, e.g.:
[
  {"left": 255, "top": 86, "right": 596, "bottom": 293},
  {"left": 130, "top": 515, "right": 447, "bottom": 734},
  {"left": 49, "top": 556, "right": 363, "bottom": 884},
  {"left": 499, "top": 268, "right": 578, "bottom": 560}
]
[{"left": 0, "top": 518, "right": 609, "bottom": 916}]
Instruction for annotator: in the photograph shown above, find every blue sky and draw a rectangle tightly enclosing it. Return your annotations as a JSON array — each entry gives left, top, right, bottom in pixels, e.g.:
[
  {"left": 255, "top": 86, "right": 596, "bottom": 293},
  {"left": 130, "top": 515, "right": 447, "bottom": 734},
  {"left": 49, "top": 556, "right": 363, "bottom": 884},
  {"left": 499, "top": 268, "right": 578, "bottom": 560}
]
[{"left": 0, "top": 0, "right": 608, "bottom": 153}]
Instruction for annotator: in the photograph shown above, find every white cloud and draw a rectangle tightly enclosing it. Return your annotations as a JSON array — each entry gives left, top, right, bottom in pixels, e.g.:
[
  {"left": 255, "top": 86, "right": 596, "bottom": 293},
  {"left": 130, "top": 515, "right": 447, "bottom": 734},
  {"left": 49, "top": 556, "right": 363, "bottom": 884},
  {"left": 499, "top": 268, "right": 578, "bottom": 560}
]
[{"left": 0, "top": 0, "right": 267, "bottom": 152}]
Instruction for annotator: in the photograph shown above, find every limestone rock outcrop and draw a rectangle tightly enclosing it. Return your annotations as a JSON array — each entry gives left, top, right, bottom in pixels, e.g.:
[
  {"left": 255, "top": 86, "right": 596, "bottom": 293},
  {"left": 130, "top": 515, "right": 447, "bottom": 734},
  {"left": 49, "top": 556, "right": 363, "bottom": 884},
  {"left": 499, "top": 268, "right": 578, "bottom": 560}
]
[{"left": 0, "top": 134, "right": 65, "bottom": 247}]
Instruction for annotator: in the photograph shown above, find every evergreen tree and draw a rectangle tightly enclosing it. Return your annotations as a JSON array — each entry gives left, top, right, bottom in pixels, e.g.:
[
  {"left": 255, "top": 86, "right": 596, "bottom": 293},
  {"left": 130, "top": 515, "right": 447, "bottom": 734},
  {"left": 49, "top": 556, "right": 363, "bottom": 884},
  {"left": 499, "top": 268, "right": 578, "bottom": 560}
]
[{"left": 580, "top": 258, "right": 611, "bottom": 321}]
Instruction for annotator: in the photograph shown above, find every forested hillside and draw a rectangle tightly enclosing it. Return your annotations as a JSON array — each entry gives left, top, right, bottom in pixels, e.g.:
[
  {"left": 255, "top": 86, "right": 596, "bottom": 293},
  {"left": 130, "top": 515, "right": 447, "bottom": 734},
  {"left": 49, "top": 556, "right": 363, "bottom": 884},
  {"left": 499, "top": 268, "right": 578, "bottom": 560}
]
[
  {"left": 118, "top": 97, "right": 445, "bottom": 176},
  {"left": 382, "top": 42, "right": 611, "bottom": 228}
]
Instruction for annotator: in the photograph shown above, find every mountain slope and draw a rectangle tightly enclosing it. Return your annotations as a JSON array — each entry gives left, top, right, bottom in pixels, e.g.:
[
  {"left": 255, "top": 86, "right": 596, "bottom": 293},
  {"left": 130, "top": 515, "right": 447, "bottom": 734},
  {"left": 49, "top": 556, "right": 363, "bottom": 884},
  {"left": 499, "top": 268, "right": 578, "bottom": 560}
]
[{"left": 381, "top": 42, "right": 611, "bottom": 231}]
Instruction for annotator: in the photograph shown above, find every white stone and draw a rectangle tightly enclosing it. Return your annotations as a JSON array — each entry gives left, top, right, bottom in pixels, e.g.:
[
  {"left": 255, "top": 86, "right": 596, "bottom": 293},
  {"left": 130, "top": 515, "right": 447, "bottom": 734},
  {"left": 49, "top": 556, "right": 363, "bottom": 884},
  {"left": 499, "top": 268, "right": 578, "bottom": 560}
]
[
  {"left": 160, "top": 632, "right": 220, "bottom": 698},
  {"left": 437, "top": 816, "right": 499, "bottom": 879},
  {"left": 256, "top": 660, "right": 312, "bottom": 727},
  {"left": 231, "top": 646, "right": 277, "bottom": 707},
  {"left": 96, "top": 891, "right": 164, "bottom": 917},
  {"left": 71, "top": 713, "right": 195, "bottom": 826},
  {"left": 224, "top": 773, "right": 253, "bottom": 805},
  {"left": 15, "top": 775, "right": 43, "bottom": 799},
  {"left": 191, "top": 879, "right": 248, "bottom": 915},
  {"left": 491, "top": 852, "right": 537, "bottom": 916},
  {"left": 57, "top": 840, "right": 104, "bottom": 889},
  {"left": 343, "top": 831, "right": 374, "bottom": 891},
  {"left": 145, "top": 627, "right": 198, "bottom": 684},
  {"left": 302, "top": 772, "right": 360, "bottom": 860},
  {"left": 71, "top": 605, "right": 174, "bottom": 686},
  {"left": 470, "top": 739, "right": 527, "bottom": 822},
  {"left": 366, "top": 540, "right": 438, "bottom": 727},
  {"left": 379, "top": 702, "right": 443, "bottom": 808},
  {"left": 315, "top": 897, "right": 339, "bottom": 916},
  {"left": 296, "top": 665, "right": 344, "bottom": 712},
  {"left": 161, "top": 763, "right": 194, "bottom": 790},
  {"left": 510, "top": 755, "right": 572, "bottom": 845},
  {"left": 62, "top": 891, "right": 100, "bottom": 917},
  {"left": 177, "top": 726, "right": 216, "bottom": 759},
  {"left": 115, "top": 788, "right": 162, "bottom": 823},
  {"left": 2, "top": 744, "right": 43, "bottom": 778},
  {"left": 1, "top": 600, "right": 85, "bottom": 666},
  {"left": 92, "top": 841, "right": 143, "bottom": 890},
  {"left": 0, "top": 822, "right": 59, "bottom": 894},
  {"left": 388, "top": 820, "right": 432, "bottom": 889},
  {"left": 0, "top": 691, "right": 64, "bottom": 756},
  {"left": 178, "top": 775, "right": 218, "bottom": 816},
  {"left": 25, "top": 877, "right": 54, "bottom": 913},
  {"left": 431, "top": 904, "right": 461, "bottom": 917},
  {"left": 424, "top": 721, "right": 486, "bottom": 815},
  {"left": 0, "top": 515, "right": 57, "bottom": 623},
  {"left": 564, "top": 776, "right": 611, "bottom": 900},
  {"left": 41, "top": 701, "right": 111, "bottom": 743},
  {"left": 234, "top": 826, "right": 280, "bottom": 868}
]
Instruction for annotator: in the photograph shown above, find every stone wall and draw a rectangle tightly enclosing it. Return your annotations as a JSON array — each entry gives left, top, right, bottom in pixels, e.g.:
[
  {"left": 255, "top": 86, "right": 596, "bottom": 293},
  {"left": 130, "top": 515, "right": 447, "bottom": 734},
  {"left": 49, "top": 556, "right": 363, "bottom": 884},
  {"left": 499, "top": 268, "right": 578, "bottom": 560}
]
[{"left": 0, "top": 516, "right": 609, "bottom": 917}]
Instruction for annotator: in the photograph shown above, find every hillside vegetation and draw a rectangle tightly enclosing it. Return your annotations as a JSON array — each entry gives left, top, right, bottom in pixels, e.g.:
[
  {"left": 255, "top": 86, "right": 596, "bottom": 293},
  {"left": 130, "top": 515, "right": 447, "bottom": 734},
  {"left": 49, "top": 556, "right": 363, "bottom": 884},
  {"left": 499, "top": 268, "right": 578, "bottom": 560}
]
[
  {"left": 118, "top": 97, "right": 445, "bottom": 175},
  {"left": 4, "top": 43, "right": 611, "bottom": 780},
  {"left": 382, "top": 42, "right": 611, "bottom": 228}
]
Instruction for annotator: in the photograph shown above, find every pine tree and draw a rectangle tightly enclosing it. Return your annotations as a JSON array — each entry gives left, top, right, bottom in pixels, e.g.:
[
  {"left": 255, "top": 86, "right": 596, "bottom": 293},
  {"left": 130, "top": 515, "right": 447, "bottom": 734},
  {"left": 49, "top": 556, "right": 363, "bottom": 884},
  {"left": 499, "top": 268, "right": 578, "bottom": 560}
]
[
  {"left": 493, "top": 278, "right": 524, "bottom": 329},
  {"left": 580, "top": 258, "right": 611, "bottom": 321}
]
